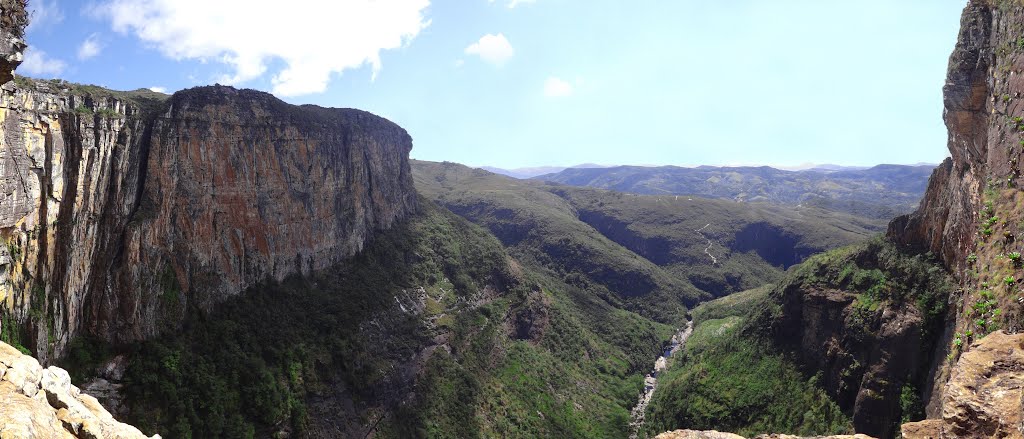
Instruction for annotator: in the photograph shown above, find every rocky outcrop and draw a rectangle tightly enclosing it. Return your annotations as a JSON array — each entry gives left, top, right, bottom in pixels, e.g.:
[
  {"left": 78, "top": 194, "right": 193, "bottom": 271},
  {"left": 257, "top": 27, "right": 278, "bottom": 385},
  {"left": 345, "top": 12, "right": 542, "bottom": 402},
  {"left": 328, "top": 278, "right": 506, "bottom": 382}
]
[
  {"left": 0, "top": 340, "right": 155, "bottom": 438},
  {"left": 901, "top": 331, "right": 1024, "bottom": 438},
  {"left": 654, "top": 430, "right": 745, "bottom": 439},
  {"left": 0, "top": 0, "right": 26, "bottom": 84},
  {"left": 653, "top": 430, "right": 876, "bottom": 439},
  {"left": 886, "top": 0, "right": 992, "bottom": 273},
  {"left": 0, "top": 81, "right": 416, "bottom": 360},
  {"left": 767, "top": 286, "right": 931, "bottom": 439}
]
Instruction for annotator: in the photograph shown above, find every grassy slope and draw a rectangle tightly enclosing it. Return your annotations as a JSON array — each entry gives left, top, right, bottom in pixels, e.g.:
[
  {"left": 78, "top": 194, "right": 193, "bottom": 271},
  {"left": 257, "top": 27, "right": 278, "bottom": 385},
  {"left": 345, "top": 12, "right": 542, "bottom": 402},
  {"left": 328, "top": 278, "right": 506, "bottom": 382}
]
[
  {"left": 75, "top": 199, "right": 673, "bottom": 438},
  {"left": 413, "top": 160, "right": 882, "bottom": 310},
  {"left": 643, "top": 287, "right": 852, "bottom": 437},
  {"left": 413, "top": 160, "right": 703, "bottom": 322},
  {"left": 644, "top": 237, "right": 953, "bottom": 437}
]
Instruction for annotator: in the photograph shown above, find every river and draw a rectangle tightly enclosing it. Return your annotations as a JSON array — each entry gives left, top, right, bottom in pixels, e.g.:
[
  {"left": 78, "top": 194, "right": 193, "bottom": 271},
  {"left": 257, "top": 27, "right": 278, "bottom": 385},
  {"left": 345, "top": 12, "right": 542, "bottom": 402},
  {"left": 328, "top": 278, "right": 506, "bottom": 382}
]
[{"left": 627, "top": 320, "right": 694, "bottom": 439}]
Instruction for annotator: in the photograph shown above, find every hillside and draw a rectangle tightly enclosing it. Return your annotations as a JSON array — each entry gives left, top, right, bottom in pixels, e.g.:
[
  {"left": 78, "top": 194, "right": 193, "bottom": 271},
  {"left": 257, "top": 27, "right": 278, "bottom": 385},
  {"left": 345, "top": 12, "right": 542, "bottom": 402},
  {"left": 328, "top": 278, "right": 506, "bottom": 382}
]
[
  {"left": 413, "top": 160, "right": 883, "bottom": 316},
  {"left": 84, "top": 198, "right": 679, "bottom": 438},
  {"left": 537, "top": 164, "right": 934, "bottom": 220}
]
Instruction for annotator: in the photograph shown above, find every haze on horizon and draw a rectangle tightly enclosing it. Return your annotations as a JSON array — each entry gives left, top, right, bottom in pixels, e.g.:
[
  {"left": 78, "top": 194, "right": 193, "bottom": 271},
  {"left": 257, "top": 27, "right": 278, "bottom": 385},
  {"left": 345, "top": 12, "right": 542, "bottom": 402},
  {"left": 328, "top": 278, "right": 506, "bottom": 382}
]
[{"left": 23, "top": 0, "right": 965, "bottom": 169}]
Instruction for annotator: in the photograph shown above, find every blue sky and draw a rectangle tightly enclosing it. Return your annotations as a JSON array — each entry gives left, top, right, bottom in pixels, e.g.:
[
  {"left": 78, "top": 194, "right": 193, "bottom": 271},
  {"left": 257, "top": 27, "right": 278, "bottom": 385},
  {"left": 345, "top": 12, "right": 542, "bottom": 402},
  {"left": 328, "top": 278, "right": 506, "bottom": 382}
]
[{"left": 22, "top": 0, "right": 966, "bottom": 169}]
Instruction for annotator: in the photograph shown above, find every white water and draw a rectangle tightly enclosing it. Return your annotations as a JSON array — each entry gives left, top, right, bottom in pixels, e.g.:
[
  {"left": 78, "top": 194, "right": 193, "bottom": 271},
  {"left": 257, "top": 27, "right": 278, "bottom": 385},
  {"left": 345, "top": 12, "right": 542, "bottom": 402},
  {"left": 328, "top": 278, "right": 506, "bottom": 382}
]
[{"left": 628, "top": 320, "right": 694, "bottom": 439}]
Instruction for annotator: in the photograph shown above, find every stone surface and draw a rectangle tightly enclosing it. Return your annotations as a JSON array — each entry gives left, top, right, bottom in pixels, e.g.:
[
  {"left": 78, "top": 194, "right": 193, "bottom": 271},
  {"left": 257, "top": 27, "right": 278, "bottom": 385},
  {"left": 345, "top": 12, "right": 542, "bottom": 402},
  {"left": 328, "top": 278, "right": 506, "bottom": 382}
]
[
  {"left": 886, "top": 0, "right": 991, "bottom": 271},
  {"left": 0, "top": 0, "right": 26, "bottom": 84},
  {"left": 902, "top": 331, "right": 1024, "bottom": 438},
  {"left": 762, "top": 279, "right": 935, "bottom": 439},
  {"left": 655, "top": 430, "right": 746, "bottom": 439},
  {"left": 653, "top": 430, "right": 877, "bottom": 439},
  {"left": 0, "top": 340, "right": 155, "bottom": 438},
  {"left": 0, "top": 81, "right": 416, "bottom": 361}
]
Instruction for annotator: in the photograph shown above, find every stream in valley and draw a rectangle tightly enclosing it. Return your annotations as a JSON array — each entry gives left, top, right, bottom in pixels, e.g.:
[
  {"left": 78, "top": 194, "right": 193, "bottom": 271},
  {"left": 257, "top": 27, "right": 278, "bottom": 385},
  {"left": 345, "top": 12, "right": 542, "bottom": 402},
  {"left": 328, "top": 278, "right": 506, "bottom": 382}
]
[{"left": 628, "top": 319, "right": 694, "bottom": 439}]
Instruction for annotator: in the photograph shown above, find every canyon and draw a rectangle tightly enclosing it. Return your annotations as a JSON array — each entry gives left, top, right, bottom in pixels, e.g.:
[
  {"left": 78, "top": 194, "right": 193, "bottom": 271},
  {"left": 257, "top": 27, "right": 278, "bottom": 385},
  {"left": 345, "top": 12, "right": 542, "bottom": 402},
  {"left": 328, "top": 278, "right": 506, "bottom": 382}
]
[{"left": 0, "top": 0, "right": 1021, "bottom": 437}]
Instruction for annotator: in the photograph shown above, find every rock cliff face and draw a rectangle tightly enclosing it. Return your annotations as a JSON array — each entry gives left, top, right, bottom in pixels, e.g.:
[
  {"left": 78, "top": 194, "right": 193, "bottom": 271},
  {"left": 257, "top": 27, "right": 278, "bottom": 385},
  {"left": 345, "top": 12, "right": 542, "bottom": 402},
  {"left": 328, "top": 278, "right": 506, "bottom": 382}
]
[
  {"left": 85, "top": 86, "right": 416, "bottom": 345},
  {"left": 758, "top": 1, "right": 1024, "bottom": 436},
  {"left": 886, "top": 1, "right": 991, "bottom": 274},
  {"left": 901, "top": 331, "right": 1024, "bottom": 438},
  {"left": 746, "top": 4, "right": 1024, "bottom": 435},
  {"left": 0, "top": 13, "right": 415, "bottom": 361}
]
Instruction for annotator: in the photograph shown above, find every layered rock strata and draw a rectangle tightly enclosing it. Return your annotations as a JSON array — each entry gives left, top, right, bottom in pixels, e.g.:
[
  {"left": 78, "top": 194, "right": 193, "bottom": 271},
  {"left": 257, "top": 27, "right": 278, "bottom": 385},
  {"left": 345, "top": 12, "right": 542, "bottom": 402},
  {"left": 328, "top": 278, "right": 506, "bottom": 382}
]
[
  {"left": 0, "top": 82, "right": 416, "bottom": 361},
  {"left": 0, "top": 5, "right": 416, "bottom": 361}
]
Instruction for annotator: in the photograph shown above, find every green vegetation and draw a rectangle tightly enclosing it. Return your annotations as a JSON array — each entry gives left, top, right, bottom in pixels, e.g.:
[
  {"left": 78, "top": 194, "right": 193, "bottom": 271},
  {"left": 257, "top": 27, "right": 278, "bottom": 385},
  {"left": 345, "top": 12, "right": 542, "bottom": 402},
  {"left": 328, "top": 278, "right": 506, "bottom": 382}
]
[
  {"left": 96, "top": 107, "right": 125, "bottom": 119},
  {"left": 777, "top": 236, "right": 951, "bottom": 333},
  {"left": 646, "top": 236, "right": 954, "bottom": 437},
  {"left": 14, "top": 76, "right": 170, "bottom": 116},
  {"left": 899, "top": 384, "right": 924, "bottom": 424},
  {"left": 102, "top": 199, "right": 671, "bottom": 438},
  {"left": 969, "top": 290, "right": 1001, "bottom": 337},
  {"left": 644, "top": 287, "right": 852, "bottom": 437},
  {"left": 0, "top": 312, "right": 30, "bottom": 355},
  {"left": 412, "top": 160, "right": 879, "bottom": 321}
]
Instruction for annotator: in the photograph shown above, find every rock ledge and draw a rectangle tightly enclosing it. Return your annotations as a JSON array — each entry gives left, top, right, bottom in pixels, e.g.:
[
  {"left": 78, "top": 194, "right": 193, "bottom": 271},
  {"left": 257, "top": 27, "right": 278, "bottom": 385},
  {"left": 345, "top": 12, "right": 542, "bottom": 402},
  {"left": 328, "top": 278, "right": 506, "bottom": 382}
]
[{"left": 0, "top": 341, "right": 157, "bottom": 439}]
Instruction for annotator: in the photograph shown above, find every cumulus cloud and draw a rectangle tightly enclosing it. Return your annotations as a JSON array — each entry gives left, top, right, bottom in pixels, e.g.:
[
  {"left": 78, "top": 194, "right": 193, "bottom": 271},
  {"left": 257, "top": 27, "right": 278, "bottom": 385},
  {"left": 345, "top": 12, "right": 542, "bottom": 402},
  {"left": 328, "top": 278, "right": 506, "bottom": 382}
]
[
  {"left": 543, "top": 77, "right": 573, "bottom": 97},
  {"left": 89, "top": 0, "right": 431, "bottom": 96},
  {"left": 20, "top": 48, "right": 67, "bottom": 77},
  {"left": 77, "top": 34, "right": 103, "bottom": 60},
  {"left": 148, "top": 86, "right": 167, "bottom": 93},
  {"left": 464, "top": 33, "right": 514, "bottom": 66}
]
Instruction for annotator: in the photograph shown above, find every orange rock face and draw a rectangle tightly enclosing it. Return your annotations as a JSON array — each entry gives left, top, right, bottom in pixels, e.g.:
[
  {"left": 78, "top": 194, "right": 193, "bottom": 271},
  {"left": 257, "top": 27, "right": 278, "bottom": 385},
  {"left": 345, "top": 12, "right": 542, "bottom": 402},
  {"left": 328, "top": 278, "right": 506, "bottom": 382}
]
[{"left": 0, "top": 84, "right": 416, "bottom": 360}]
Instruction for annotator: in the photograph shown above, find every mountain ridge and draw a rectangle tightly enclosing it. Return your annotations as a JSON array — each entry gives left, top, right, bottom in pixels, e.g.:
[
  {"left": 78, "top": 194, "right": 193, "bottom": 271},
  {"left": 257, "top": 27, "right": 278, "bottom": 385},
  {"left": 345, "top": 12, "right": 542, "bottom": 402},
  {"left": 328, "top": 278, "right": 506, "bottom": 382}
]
[{"left": 536, "top": 163, "right": 935, "bottom": 220}]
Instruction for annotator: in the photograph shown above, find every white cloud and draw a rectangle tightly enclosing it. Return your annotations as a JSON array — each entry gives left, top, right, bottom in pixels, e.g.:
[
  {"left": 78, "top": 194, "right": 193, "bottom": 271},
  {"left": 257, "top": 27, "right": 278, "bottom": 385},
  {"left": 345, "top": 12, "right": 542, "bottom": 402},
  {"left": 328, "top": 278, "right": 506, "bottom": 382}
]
[
  {"left": 20, "top": 48, "right": 67, "bottom": 77},
  {"left": 543, "top": 77, "right": 573, "bottom": 97},
  {"left": 89, "top": 0, "right": 431, "bottom": 97},
  {"left": 27, "top": 0, "right": 64, "bottom": 32},
  {"left": 77, "top": 33, "right": 103, "bottom": 60},
  {"left": 488, "top": 0, "right": 535, "bottom": 8},
  {"left": 149, "top": 86, "right": 167, "bottom": 93},
  {"left": 464, "top": 33, "right": 514, "bottom": 66}
]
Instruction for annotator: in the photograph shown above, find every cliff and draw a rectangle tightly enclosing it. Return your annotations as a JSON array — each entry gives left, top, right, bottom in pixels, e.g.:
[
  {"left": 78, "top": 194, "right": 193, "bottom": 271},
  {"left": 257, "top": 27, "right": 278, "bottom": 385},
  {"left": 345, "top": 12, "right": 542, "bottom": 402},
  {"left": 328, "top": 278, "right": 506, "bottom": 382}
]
[
  {"left": 767, "top": 0, "right": 1024, "bottom": 436},
  {"left": 0, "top": 14, "right": 415, "bottom": 362}
]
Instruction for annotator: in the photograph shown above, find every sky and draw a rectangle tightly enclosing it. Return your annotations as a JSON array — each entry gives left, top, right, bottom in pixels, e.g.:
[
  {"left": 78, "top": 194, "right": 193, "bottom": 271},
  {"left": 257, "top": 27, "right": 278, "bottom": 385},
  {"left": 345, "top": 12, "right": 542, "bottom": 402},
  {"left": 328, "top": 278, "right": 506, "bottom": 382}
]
[{"left": 22, "top": 0, "right": 967, "bottom": 169}]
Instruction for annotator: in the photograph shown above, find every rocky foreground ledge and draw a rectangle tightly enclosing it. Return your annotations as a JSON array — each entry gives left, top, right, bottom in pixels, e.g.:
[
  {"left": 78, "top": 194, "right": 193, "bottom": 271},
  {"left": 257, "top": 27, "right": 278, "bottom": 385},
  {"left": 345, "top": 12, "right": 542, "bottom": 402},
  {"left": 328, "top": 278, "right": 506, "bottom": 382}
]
[
  {"left": 654, "top": 431, "right": 876, "bottom": 439},
  {"left": 0, "top": 341, "right": 156, "bottom": 439}
]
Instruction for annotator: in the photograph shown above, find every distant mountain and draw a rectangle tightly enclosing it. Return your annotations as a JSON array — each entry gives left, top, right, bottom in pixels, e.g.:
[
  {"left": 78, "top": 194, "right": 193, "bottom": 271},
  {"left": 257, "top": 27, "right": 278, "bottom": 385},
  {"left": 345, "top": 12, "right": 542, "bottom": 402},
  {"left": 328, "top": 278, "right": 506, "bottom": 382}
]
[
  {"left": 480, "top": 163, "right": 609, "bottom": 179},
  {"left": 535, "top": 164, "right": 937, "bottom": 220},
  {"left": 413, "top": 159, "right": 884, "bottom": 300}
]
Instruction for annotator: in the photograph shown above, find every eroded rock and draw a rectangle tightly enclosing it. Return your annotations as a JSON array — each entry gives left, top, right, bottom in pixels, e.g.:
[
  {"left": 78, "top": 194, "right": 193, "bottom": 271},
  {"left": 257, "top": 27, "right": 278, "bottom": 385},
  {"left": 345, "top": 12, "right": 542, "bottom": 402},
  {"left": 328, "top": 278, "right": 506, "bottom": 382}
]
[
  {"left": 653, "top": 430, "right": 876, "bottom": 439},
  {"left": 902, "top": 331, "right": 1024, "bottom": 438},
  {"left": 0, "top": 340, "right": 157, "bottom": 438}
]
